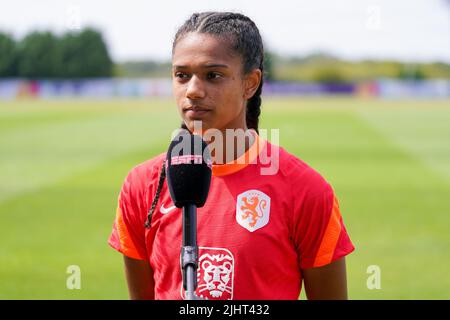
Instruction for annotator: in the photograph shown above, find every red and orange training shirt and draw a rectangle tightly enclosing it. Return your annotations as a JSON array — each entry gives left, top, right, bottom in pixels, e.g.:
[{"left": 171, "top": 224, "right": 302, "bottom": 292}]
[{"left": 109, "top": 130, "right": 355, "bottom": 300}]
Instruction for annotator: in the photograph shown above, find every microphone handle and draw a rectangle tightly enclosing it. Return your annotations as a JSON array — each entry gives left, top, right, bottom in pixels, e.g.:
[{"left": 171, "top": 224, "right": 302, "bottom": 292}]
[
  {"left": 181, "top": 204, "right": 202, "bottom": 299},
  {"left": 185, "top": 265, "right": 202, "bottom": 300},
  {"left": 183, "top": 204, "right": 197, "bottom": 247}
]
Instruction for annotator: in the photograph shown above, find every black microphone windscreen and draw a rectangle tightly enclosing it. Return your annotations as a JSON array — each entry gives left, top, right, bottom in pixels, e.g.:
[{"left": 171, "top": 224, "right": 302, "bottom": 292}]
[{"left": 166, "top": 131, "right": 212, "bottom": 208}]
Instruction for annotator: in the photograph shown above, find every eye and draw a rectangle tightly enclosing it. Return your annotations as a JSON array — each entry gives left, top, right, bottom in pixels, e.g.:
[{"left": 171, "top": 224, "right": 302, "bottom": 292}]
[
  {"left": 207, "top": 72, "right": 223, "bottom": 80},
  {"left": 175, "top": 72, "right": 189, "bottom": 79}
]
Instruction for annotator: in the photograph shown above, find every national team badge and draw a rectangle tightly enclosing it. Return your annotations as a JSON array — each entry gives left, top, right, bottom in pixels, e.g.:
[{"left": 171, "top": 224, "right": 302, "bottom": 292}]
[
  {"left": 180, "top": 247, "right": 234, "bottom": 300},
  {"left": 236, "top": 189, "right": 271, "bottom": 232}
]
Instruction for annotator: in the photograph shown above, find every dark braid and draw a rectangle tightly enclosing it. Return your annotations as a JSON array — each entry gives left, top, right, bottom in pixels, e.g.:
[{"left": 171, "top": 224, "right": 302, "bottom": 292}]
[
  {"left": 145, "top": 12, "right": 264, "bottom": 228},
  {"left": 246, "top": 62, "right": 263, "bottom": 134},
  {"left": 144, "top": 159, "right": 166, "bottom": 228}
]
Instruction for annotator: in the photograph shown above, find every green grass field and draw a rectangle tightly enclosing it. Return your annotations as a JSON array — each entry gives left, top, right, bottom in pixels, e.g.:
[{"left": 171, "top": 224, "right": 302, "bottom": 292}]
[{"left": 1, "top": 97, "right": 449, "bottom": 299}]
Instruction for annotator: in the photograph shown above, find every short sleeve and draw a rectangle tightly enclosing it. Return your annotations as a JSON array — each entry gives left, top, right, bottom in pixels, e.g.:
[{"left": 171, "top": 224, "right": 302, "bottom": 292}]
[
  {"left": 293, "top": 180, "right": 355, "bottom": 269},
  {"left": 108, "top": 168, "right": 148, "bottom": 261}
]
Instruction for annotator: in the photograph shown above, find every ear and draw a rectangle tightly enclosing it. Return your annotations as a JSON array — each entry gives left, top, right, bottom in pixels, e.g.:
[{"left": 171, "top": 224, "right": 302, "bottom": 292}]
[{"left": 243, "top": 68, "right": 262, "bottom": 100}]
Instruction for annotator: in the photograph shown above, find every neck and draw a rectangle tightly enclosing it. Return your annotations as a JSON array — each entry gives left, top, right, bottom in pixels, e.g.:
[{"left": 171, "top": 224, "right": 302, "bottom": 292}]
[{"left": 204, "top": 127, "right": 255, "bottom": 165}]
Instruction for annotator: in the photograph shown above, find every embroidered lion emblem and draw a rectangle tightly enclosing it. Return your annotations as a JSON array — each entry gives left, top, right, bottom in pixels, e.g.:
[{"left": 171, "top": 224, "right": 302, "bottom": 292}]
[
  {"left": 236, "top": 190, "right": 271, "bottom": 232},
  {"left": 196, "top": 248, "right": 234, "bottom": 300},
  {"left": 240, "top": 196, "right": 267, "bottom": 227}
]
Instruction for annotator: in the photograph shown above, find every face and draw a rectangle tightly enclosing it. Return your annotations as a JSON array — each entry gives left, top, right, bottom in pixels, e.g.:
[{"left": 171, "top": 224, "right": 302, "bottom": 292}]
[{"left": 172, "top": 32, "right": 260, "bottom": 133}]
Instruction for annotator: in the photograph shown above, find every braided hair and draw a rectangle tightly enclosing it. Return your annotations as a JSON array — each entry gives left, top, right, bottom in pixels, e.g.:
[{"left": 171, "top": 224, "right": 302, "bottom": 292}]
[{"left": 145, "top": 12, "right": 265, "bottom": 228}]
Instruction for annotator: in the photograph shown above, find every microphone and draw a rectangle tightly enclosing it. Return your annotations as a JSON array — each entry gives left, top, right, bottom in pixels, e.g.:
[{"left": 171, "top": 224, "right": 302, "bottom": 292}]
[
  {"left": 165, "top": 130, "right": 212, "bottom": 300},
  {"left": 166, "top": 130, "right": 212, "bottom": 208}
]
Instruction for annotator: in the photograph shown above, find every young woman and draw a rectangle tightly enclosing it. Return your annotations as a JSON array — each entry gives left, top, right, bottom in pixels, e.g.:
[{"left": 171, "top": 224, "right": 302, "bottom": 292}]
[{"left": 108, "top": 12, "right": 354, "bottom": 300}]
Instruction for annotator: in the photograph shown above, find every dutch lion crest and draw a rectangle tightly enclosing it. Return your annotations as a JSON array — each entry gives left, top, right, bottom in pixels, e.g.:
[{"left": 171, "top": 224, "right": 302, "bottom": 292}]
[
  {"left": 236, "top": 189, "right": 271, "bottom": 232},
  {"left": 180, "top": 247, "right": 235, "bottom": 300}
]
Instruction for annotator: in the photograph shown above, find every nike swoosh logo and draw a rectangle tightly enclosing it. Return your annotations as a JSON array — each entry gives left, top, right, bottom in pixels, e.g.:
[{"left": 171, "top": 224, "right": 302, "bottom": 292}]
[{"left": 160, "top": 203, "right": 177, "bottom": 214}]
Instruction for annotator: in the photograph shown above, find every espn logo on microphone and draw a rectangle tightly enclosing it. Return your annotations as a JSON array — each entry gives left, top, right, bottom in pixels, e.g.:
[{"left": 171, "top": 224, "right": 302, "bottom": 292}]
[{"left": 171, "top": 155, "right": 212, "bottom": 167}]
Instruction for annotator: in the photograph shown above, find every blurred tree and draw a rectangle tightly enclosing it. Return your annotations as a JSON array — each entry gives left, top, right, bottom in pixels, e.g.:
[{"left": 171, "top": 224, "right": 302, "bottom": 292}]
[
  {"left": 263, "top": 50, "right": 276, "bottom": 81},
  {"left": 398, "top": 64, "right": 426, "bottom": 80},
  {"left": 56, "top": 28, "right": 113, "bottom": 78},
  {"left": 16, "top": 31, "right": 58, "bottom": 78},
  {"left": 114, "top": 60, "right": 171, "bottom": 77},
  {"left": 311, "top": 65, "right": 345, "bottom": 83},
  {"left": 4, "top": 27, "right": 448, "bottom": 81},
  {"left": 0, "top": 32, "right": 17, "bottom": 77}
]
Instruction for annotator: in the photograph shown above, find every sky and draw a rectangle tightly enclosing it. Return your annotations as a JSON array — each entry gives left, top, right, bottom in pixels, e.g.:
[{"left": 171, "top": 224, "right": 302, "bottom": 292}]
[{"left": 0, "top": 0, "right": 449, "bottom": 63}]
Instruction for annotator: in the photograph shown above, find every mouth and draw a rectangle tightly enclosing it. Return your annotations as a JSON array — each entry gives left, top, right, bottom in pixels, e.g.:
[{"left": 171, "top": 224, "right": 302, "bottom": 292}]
[{"left": 183, "top": 106, "right": 212, "bottom": 118}]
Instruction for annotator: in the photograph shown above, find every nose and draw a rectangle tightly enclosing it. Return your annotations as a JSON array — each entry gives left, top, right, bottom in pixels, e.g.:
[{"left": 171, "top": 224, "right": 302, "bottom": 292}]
[
  {"left": 186, "top": 75, "right": 206, "bottom": 99},
  {"left": 212, "top": 270, "right": 221, "bottom": 283}
]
